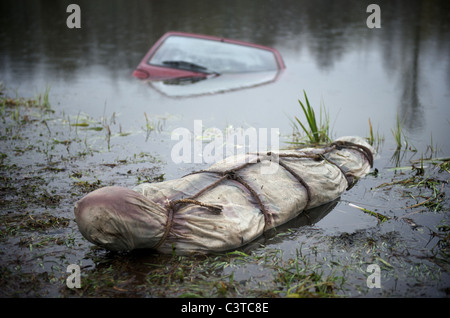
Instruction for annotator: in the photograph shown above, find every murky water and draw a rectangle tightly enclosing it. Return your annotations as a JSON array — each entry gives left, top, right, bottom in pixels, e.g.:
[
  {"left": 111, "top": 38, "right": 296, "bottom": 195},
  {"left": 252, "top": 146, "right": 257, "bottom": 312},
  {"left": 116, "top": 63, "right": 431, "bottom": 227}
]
[{"left": 0, "top": 0, "right": 449, "bottom": 298}]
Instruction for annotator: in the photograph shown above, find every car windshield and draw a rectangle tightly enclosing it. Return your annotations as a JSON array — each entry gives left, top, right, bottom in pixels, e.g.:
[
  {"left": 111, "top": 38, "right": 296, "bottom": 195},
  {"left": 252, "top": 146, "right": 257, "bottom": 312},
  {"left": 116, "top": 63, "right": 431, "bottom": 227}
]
[{"left": 148, "top": 35, "right": 278, "bottom": 73}]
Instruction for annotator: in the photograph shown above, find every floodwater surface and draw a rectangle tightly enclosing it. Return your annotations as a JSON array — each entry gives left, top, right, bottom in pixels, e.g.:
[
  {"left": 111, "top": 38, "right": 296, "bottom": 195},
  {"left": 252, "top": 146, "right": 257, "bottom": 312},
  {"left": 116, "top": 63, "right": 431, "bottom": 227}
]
[{"left": 0, "top": 0, "right": 449, "bottom": 298}]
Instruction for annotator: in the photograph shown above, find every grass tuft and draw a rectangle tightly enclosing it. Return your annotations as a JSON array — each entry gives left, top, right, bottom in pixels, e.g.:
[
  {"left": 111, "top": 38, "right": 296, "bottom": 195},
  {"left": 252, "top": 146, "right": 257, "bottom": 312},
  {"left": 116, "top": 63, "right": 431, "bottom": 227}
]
[
  {"left": 290, "top": 90, "right": 331, "bottom": 145},
  {"left": 392, "top": 111, "right": 407, "bottom": 149}
]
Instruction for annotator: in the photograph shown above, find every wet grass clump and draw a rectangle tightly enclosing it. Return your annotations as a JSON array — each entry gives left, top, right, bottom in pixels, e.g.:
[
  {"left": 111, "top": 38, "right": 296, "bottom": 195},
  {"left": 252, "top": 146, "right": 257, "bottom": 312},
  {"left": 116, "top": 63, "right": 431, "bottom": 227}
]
[
  {"left": 392, "top": 111, "right": 407, "bottom": 150},
  {"left": 61, "top": 247, "right": 347, "bottom": 298},
  {"left": 0, "top": 212, "right": 69, "bottom": 238},
  {"left": 375, "top": 158, "right": 449, "bottom": 212},
  {"left": 290, "top": 90, "right": 331, "bottom": 145}
]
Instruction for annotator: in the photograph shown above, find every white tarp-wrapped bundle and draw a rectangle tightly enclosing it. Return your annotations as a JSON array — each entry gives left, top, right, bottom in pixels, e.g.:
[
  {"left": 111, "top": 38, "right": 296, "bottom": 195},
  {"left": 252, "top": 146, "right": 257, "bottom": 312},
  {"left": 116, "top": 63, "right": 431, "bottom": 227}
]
[{"left": 74, "top": 136, "right": 374, "bottom": 254}]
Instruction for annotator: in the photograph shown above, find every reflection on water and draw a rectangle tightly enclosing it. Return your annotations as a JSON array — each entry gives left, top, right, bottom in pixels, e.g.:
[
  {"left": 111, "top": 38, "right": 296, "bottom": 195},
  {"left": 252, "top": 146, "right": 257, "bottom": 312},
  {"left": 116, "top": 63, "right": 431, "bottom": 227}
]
[
  {"left": 149, "top": 71, "right": 282, "bottom": 98},
  {"left": 242, "top": 199, "right": 339, "bottom": 252},
  {"left": 379, "top": 0, "right": 449, "bottom": 132},
  {"left": 0, "top": 0, "right": 449, "bottom": 147}
]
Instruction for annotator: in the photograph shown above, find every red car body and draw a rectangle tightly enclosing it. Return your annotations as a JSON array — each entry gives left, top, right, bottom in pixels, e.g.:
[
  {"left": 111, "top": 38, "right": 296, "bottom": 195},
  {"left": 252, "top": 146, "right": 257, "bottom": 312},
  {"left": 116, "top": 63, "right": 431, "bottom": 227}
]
[{"left": 133, "top": 31, "right": 285, "bottom": 80}]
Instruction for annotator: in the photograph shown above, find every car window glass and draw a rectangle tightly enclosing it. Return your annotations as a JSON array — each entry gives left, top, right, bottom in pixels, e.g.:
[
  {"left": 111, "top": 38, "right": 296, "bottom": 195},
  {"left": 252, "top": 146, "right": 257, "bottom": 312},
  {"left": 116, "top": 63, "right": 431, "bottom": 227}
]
[{"left": 148, "top": 36, "right": 278, "bottom": 73}]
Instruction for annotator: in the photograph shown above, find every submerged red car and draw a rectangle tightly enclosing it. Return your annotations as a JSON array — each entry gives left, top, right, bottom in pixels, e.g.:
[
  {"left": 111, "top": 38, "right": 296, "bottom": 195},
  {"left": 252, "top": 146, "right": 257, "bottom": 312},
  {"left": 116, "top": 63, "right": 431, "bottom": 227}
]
[{"left": 133, "top": 31, "right": 285, "bottom": 81}]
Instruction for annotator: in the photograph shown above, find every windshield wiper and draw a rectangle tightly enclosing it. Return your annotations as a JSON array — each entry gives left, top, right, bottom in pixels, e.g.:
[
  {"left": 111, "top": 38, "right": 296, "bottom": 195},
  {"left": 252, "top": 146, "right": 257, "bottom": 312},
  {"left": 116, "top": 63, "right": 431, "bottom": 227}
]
[{"left": 162, "top": 60, "right": 220, "bottom": 75}]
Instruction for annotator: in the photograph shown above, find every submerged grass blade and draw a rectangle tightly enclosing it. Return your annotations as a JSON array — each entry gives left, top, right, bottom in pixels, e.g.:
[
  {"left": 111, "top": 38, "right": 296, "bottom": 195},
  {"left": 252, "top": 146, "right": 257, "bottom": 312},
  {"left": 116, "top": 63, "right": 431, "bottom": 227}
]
[{"left": 349, "top": 203, "right": 390, "bottom": 224}]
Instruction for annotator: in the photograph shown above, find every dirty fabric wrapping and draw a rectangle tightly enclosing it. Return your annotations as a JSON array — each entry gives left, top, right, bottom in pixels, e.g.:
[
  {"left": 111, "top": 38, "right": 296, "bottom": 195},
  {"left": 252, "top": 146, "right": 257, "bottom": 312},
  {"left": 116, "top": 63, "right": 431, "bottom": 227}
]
[{"left": 74, "top": 136, "right": 374, "bottom": 254}]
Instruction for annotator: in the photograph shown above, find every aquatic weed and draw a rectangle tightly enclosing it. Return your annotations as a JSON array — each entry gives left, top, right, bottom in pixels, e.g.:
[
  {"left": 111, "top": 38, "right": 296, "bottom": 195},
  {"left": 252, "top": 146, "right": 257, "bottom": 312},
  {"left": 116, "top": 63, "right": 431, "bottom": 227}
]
[
  {"left": 142, "top": 112, "right": 164, "bottom": 141},
  {"left": 348, "top": 203, "right": 390, "bottom": 224},
  {"left": 366, "top": 118, "right": 383, "bottom": 152},
  {"left": 374, "top": 163, "right": 448, "bottom": 212},
  {"left": 34, "top": 84, "right": 52, "bottom": 110},
  {"left": 272, "top": 247, "right": 343, "bottom": 297},
  {"left": 290, "top": 90, "right": 331, "bottom": 145},
  {"left": 392, "top": 111, "right": 407, "bottom": 150}
]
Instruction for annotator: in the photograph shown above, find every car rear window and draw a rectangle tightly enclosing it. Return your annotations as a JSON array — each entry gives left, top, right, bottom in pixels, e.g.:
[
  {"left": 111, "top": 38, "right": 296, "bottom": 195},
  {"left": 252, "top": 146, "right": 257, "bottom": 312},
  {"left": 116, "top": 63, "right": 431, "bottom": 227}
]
[{"left": 148, "top": 35, "right": 278, "bottom": 73}]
